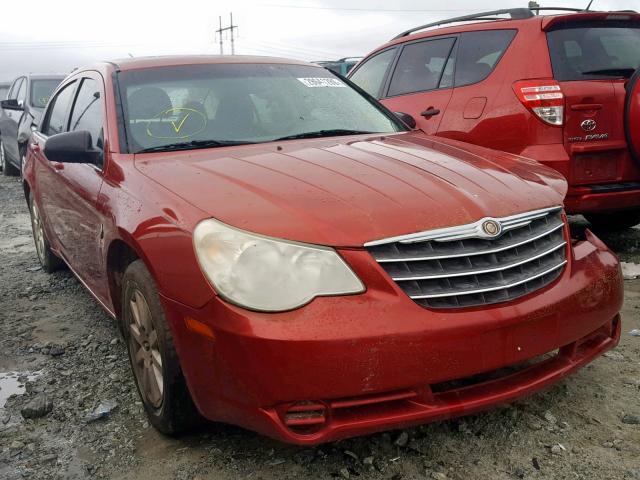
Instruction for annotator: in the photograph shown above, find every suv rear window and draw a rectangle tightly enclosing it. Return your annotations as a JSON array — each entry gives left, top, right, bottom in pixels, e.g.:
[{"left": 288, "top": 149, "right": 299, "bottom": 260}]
[{"left": 547, "top": 22, "right": 640, "bottom": 80}]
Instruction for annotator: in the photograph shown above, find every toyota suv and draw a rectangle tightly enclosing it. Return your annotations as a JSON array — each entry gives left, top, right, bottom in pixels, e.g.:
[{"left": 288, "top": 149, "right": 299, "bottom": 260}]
[{"left": 349, "top": 8, "right": 640, "bottom": 230}]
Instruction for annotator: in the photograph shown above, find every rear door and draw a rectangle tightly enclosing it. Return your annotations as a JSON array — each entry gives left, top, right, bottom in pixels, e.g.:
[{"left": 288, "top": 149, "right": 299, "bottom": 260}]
[
  {"left": 546, "top": 19, "right": 640, "bottom": 186},
  {"left": 380, "top": 37, "right": 457, "bottom": 135},
  {"left": 437, "top": 29, "right": 518, "bottom": 148}
]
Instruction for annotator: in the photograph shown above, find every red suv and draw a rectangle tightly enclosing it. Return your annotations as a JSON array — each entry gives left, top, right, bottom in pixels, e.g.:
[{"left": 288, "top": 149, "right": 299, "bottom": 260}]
[{"left": 349, "top": 8, "right": 640, "bottom": 230}]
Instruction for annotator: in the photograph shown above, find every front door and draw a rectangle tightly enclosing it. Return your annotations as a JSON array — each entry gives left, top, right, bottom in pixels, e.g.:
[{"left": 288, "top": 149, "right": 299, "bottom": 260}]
[
  {"left": 32, "top": 73, "right": 108, "bottom": 299},
  {"left": 380, "top": 37, "right": 457, "bottom": 135}
]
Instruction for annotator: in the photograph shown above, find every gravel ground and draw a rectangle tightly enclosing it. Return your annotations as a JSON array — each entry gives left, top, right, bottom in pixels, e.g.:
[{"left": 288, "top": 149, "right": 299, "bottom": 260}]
[{"left": 0, "top": 174, "right": 639, "bottom": 480}]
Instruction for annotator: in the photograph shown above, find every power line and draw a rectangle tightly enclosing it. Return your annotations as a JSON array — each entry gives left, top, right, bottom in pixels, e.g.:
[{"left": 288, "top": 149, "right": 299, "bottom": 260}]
[
  {"left": 259, "top": 3, "right": 472, "bottom": 13},
  {"left": 215, "top": 13, "right": 239, "bottom": 55}
]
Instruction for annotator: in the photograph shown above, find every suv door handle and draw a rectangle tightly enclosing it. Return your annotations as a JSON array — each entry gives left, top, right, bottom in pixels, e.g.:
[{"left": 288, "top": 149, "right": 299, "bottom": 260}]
[{"left": 420, "top": 107, "right": 441, "bottom": 118}]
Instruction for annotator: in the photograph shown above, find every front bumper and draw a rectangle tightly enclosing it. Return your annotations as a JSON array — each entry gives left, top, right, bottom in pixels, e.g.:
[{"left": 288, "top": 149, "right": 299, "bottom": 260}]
[{"left": 162, "top": 232, "right": 623, "bottom": 444}]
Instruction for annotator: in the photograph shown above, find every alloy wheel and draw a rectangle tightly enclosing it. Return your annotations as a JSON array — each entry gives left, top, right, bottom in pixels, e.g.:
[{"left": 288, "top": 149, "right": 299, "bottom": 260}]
[
  {"left": 128, "top": 289, "right": 164, "bottom": 409},
  {"left": 30, "top": 200, "right": 45, "bottom": 264}
]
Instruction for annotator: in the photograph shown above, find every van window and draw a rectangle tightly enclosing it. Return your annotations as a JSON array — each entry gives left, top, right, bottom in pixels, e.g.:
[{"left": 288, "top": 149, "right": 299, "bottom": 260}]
[
  {"left": 454, "top": 30, "right": 516, "bottom": 87},
  {"left": 547, "top": 22, "right": 640, "bottom": 80},
  {"left": 387, "top": 38, "right": 456, "bottom": 97},
  {"left": 349, "top": 48, "right": 397, "bottom": 98}
]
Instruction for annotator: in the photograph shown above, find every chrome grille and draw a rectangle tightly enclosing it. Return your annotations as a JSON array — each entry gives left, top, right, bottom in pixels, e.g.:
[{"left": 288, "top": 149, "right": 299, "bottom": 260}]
[{"left": 365, "top": 207, "right": 567, "bottom": 309}]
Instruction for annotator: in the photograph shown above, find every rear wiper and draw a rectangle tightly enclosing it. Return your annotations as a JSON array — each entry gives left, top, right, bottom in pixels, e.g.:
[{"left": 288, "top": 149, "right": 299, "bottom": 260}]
[
  {"left": 272, "top": 129, "right": 375, "bottom": 141},
  {"left": 136, "top": 139, "right": 254, "bottom": 153},
  {"left": 581, "top": 68, "right": 636, "bottom": 78}
]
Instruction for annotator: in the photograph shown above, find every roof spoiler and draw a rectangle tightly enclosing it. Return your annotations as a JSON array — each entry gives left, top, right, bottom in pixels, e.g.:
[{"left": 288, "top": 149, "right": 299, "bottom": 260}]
[{"left": 542, "top": 10, "right": 640, "bottom": 30}]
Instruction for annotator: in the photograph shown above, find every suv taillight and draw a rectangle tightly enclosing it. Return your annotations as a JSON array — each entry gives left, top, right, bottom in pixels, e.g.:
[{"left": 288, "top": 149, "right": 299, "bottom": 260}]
[{"left": 513, "top": 80, "right": 564, "bottom": 126}]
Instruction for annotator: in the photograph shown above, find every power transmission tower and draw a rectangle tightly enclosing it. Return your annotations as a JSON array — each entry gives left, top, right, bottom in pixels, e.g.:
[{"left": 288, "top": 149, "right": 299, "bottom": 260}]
[{"left": 215, "top": 13, "right": 239, "bottom": 55}]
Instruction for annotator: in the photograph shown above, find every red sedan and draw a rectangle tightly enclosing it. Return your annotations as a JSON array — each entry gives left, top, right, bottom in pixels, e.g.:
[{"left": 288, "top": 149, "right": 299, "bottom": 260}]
[{"left": 23, "top": 56, "right": 622, "bottom": 445}]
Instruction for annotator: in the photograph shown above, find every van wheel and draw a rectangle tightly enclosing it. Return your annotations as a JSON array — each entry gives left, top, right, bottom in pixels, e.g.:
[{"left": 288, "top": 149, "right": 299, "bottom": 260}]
[
  {"left": 1, "top": 139, "right": 19, "bottom": 176},
  {"left": 585, "top": 210, "right": 640, "bottom": 231},
  {"left": 121, "top": 260, "right": 203, "bottom": 435},
  {"left": 28, "top": 192, "right": 64, "bottom": 272}
]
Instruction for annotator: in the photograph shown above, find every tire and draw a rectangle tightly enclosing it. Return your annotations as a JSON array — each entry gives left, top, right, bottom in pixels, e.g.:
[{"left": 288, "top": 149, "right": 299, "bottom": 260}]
[
  {"left": 585, "top": 210, "right": 640, "bottom": 231},
  {"left": 28, "top": 192, "right": 64, "bottom": 273},
  {"left": 1, "top": 139, "right": 19, "bottom": 177},
  {"left": 121, "top": 260, "right": 203, "bottom": 435}
]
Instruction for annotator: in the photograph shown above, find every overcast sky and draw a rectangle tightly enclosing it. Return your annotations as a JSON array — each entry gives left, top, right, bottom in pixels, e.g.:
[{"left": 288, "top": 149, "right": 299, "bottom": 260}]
[{"left": 0, "top": 0, "right": 637, "bottom": 82}]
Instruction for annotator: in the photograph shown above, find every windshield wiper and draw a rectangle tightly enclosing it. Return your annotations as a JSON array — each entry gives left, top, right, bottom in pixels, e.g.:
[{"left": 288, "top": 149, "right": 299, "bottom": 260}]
[
  {"left": 272, "top": 129, "right": 375, "bottom": 141},
  {"left": 581, "top": 68, "right": 636, "bottom": 78},
  {"left": 136, "top": 139, "right": 254, "bottom": 154}
]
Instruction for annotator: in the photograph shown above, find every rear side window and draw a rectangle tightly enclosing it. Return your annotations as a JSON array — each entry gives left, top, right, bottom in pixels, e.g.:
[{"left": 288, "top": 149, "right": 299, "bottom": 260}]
[
  {"left": 547, "top": 22, "right": 640, "bottom": 80},
  {"left": 43, "top": 82, "right": 76, "bottom": 136},
  {"left": 454, "top": 30, "right": 516, "bottom": 87},
  {"left": 349, "top": 48, "right": 396, "bottom": 98},
  {"left": 387, "top": 38, "right": 456, "bottom": 97}
]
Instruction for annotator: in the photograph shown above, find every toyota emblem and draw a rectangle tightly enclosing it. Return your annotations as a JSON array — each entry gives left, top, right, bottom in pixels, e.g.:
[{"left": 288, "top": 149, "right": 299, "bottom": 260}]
[{"left": 581, "top": 119, "right": 597, "bottom": 132}]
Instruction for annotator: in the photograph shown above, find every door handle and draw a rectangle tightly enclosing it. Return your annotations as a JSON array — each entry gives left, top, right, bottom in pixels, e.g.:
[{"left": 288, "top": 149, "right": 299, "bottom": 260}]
[{"left": 420, "top": 107, "right": 441, "bottom": 118}]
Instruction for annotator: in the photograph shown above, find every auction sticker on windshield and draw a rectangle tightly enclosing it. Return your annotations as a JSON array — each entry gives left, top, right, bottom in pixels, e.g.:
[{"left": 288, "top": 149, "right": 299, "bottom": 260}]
[{"left": 297, "top": 77, "right": 346, "bottom": 88}]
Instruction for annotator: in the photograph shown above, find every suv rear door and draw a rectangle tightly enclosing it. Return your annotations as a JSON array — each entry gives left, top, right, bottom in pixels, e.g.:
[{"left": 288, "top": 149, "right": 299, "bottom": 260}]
[
  {"left": 436, "top": 29, "right": 517, "bottom": 148},
  {"left": 545, "top": 16, "right": 640, "bottom": 187}
]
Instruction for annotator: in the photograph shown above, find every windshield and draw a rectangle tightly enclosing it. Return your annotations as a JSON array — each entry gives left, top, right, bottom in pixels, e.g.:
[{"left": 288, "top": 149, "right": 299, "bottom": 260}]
[
  {"left": 547, "top": 22, "right": 640, "bottom": 81},
  {"left": 30, "top": 79, "right": 62, "bottom": 108},
  {"left": 117, "top": 63, "right": 404, "bottom": 153}
]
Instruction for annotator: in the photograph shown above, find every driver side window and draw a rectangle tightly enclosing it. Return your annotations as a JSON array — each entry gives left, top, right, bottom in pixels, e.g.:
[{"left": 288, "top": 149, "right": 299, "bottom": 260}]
[{"left": 43, "top": 81, "right": 77, "bottom": 136}]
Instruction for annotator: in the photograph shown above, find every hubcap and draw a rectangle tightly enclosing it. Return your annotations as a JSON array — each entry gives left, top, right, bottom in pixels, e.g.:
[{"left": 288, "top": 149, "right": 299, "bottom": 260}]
[
  {"left": 128, "top": 289, "right": 164, "bottom": 409},
  {"left": 30, "top": 200, "right": 45, "bottom": 263}
]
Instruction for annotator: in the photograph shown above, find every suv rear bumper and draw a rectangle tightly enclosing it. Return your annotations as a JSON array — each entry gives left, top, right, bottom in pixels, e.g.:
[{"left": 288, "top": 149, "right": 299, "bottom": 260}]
[
  {"left": 566, "top": 183, "right": 640, "bottom": 213},
  {"left": 162, "top": 234, "right": 622, "bottom": 444}
]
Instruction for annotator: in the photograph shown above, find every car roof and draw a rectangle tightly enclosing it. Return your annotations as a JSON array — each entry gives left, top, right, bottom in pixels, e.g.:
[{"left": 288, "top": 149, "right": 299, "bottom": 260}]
[
  {"left": 26, "top": 74, "right": 66, "bottom": 80},
  {"left": 106, "top": 55, "right": 317, "bottom": 72},
  {"left": 369, "top": 10, "right": 640, "bottom": 56}
]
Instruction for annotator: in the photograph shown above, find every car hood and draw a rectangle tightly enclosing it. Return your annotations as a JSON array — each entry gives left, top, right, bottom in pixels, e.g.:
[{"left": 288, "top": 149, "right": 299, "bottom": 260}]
[{"left": 134, "top": 132, "right": 567, "bottom": 247}]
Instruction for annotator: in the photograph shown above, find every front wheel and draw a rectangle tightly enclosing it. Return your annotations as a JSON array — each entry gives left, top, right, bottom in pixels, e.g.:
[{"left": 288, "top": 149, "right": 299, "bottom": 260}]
[
  {"left": 121, "top": 260, "right": 203, "bottom": 435},
  {"left": 28, "top": 192, "right": 64, "bottom": 273},
  {"left": 585, "top": 210, "right": 640, "bottom": 231}
]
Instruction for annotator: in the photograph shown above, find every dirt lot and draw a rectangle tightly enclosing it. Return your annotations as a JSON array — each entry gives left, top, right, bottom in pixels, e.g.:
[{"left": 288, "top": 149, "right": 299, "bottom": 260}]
[{"left": 0, "top": 174, "right": 639, "bottom": 480}]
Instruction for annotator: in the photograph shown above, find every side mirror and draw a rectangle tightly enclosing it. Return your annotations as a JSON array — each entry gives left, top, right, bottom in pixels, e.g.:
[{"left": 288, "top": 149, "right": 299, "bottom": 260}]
[
  {"left": 44, "top": 130, "right": 101, "bottom": 164},
  {"left": 1, "top": 99, "right": 24, "bottom": 111},
  {"left": 394, "top": 111, "right": 417, "bottom": 129}
]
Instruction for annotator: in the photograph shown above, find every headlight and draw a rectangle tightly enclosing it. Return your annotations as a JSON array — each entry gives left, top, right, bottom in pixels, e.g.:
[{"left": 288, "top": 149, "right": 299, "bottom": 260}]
[{"left": 193, "top": 218, "right": 365, "bottom": 312}]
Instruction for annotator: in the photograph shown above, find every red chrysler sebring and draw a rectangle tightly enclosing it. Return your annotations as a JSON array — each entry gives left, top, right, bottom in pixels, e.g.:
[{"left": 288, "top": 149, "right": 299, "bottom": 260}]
[{"left": 23, "top": 56, "right": 622, "bottom": 444}]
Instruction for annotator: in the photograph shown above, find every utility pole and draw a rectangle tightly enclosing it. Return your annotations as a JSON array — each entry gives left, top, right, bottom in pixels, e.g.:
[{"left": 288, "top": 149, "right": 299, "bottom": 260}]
[{"left": 215, "top": 13, "right": 239, "bottom": 55}]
